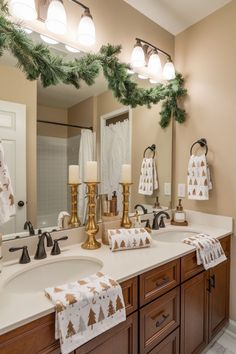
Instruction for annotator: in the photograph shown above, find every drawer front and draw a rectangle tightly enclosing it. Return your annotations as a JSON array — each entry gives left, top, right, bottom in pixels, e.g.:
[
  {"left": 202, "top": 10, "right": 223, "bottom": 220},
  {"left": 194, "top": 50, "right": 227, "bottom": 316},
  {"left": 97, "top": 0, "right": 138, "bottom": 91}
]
[
  {"left": 140, "top": 259, "right": 180, "bottom": 306},
  {"left": 121, "top": 277, "right": 138, "bottom": 316},
  {"left": 181, "top": 235, "right": 231, "bottom": 282},
  {"left": 140, "top": 287, "right": 180, "bottom": 354},
  {"left": 148, "top": 328, "right": 180, "bottom": 354}
]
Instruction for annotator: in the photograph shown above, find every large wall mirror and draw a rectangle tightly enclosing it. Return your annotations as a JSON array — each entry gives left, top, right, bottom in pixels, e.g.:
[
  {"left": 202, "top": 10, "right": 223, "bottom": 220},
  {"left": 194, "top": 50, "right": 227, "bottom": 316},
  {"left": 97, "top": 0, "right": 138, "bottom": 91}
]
[{"left": 0, "top": 30, "right": 172, "bottom": 241}]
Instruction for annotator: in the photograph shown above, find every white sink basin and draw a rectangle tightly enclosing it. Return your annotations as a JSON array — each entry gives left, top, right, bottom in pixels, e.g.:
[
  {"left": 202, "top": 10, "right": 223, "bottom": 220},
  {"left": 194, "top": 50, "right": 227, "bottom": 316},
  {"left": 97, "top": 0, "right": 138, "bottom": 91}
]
[
  {"left": 153, "top": 230, "right": 200, "bottom": 243},
  {"left": 4, "top": 257, "right": 103, "bottom": 294}
]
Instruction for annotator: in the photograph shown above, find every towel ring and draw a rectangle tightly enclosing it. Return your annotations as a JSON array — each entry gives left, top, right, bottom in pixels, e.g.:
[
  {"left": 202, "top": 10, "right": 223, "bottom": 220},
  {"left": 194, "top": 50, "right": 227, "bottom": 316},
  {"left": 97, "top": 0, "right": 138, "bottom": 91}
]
[
  {"left": 143, "top": 144, "right": 156, "bottom": 158},
  {"left": 190, "top": 138, "right": 208, "bottom": 156}
]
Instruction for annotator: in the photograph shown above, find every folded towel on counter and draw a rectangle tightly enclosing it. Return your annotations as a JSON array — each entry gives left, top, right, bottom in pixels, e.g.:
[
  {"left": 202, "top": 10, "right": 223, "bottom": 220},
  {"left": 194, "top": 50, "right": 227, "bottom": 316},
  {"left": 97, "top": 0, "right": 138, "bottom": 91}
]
[
  {"left": 108, "top": 228, "right": 152, "bottom": 252},
  {"left": 138, "top": 158, "right": 158, "bottom": 195},
  {"left": 187, "top": 154, "right": 212, "bottom": 200},
  {"left": 57, "top": 211, "right": 70, "bottom": 229},
  {"left": 183, "top": 234, "right": 226, "bottom": 270},
  {"left": 45, "top": 272, "right": 126, "bottom": 354},
  {"left": 0, "top": 142, "right": 15, "bottom": 225}
]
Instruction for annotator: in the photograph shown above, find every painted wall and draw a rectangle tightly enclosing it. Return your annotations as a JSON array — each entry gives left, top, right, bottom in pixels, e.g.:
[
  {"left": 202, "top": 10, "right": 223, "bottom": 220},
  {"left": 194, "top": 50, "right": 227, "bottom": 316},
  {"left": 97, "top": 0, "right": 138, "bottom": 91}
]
[
  {"left": 174, "top": 1, "right": 236, "bottom": 320},
  {"left": 37, "top": 105, "right": 68, "bottom": 138},
  {"left": 0, "top": 64, "right": 37, "bottom": 225}
]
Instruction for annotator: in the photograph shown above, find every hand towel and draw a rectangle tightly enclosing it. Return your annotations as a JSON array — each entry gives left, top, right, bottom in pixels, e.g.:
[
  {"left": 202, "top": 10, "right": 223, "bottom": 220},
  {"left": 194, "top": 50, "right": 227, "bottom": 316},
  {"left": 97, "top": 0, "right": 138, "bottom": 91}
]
[
  {"left": 108, "top": 228, "right": 152, "bottom": 251},
  {"left": 183, "top": 234, "right": 226, "bottom": 270},
  {"left": 0, "top": 142, "right": 15, "bottom": 225},
  {"left": 58, "top": 211, "right": 70, "bottom": 229},
  {"left": 187, "top": 154, "right": 212, "bottom": 200},
  {"left": 45, "top": 272, "right": 126, "bottom": 354},
  {"left": 138, "top": 158, "right": 158, "bottom": 195}
]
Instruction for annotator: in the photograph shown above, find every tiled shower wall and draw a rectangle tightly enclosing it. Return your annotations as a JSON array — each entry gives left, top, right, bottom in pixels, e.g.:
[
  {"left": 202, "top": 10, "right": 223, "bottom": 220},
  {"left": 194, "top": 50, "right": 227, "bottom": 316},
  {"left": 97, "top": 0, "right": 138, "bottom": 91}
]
[{"left": 37, "top": 134, "right": 81, "bottom": 227}]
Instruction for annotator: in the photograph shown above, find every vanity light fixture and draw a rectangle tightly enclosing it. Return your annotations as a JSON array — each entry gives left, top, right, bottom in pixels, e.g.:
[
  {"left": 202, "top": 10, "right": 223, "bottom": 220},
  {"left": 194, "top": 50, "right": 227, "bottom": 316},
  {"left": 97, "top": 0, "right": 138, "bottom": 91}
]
[
  {"left": 138, "top": 74, "right": 148, "bottom": 80},
  {"left": 45, "top": 0, "right": 67, "bottom": 35},
  {"left": 130, "top": 38, "right": 176, "bottom": 81},
  {"left": 65, "top": 45, "right": 80, "bottom": 53},
  {"left": 22, "top": 27, "right": 33, "bottom": 34},
  {"left": 10, "top": 0, "right": 37, "bottom": 20}
]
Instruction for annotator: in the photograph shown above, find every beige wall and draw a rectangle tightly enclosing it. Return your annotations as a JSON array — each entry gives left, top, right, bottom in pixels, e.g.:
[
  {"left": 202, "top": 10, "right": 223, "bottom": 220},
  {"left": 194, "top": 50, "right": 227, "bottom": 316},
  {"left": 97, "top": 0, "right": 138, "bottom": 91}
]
[
  {"left": 0, "top": 64, "right": 37, "bottom": 225},
  {"left": 37, "top": 104, "right": 68, "bottom": 138},
  {"left": 68, "top": 97, "right": 95, "bottom": 137},
  {"left": 174, "top": 1, "right": 236, "bottom": 320}
]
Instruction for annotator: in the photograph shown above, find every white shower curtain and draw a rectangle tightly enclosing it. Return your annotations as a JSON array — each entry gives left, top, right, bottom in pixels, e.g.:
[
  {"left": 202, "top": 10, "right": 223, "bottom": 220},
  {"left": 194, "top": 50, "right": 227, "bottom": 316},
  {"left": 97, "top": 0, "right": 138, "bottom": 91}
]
[
  {"left": 78, "top": 129, "right": 96, "bottom": 224},
  {"left": 101, "top": 119, "right": 130, "bottom": 212}
]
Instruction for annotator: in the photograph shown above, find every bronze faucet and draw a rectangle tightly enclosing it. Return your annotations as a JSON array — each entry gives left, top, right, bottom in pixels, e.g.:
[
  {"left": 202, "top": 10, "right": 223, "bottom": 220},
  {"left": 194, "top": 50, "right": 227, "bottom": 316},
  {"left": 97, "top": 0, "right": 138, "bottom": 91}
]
[
  {"left": 152, "top": 211, "right": 170, "bottom": 230},
  {"left": 34, "top": 232, "right": 53, "bottom": 259}
]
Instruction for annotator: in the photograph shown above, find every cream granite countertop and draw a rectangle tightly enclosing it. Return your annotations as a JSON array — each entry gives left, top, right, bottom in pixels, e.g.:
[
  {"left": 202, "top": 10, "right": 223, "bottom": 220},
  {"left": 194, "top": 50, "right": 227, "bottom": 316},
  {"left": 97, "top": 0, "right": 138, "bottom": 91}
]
[{"left": 0, "top": 211, "right": 233, "bottom": 336}]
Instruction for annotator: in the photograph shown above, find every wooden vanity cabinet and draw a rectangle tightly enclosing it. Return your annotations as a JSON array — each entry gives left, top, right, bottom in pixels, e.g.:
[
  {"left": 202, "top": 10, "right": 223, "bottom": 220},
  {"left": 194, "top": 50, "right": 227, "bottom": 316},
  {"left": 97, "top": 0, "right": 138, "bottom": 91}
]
[{"left": 0, "top": 235, "right": 231, "bottom": 354}]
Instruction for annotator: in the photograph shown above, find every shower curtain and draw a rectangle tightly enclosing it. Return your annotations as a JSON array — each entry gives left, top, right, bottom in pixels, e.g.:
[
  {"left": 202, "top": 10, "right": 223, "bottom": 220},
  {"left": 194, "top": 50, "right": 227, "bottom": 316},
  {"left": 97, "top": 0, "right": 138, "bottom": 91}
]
[
  {"left": 101, "top": 119, "right": 130, "bottom": 212},
  {"left": 78, "top": 129, "right": 96, "bottom": 224}
]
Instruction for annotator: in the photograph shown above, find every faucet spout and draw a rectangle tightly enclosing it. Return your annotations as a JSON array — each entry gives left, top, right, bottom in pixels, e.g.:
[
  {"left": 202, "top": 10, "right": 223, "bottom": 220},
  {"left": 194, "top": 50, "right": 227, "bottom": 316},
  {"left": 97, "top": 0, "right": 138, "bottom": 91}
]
[
  {"left": 134, "top": 204, "right": 148, "bottom": 215},
  {"left": 34, "top": 232, "right": 53, "bottom": 260},
  {"left": 24, "top": 221, "right": 35, "bottom": 236},
  {"left": 152, "top": 211, "right": 170, "bottom": 230}
]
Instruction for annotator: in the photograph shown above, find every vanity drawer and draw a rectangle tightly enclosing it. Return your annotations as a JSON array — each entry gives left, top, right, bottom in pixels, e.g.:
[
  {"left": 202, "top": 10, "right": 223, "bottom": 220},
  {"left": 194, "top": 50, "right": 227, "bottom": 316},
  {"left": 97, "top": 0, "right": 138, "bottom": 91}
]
[
  {"left": 120, "top": 277, "right": 138, "bottom": 315},
  {"left": 139, "top": 259, "right": 180, "bottom": 306},
  {"left": 148, "top": 328, "right": 180, "bottom": 354},
  {"left": 139, "top": 287, "right": 180, "bottom": 354},
  {"left": 181, "top": 235, "right": 231, "bottom": 282}
]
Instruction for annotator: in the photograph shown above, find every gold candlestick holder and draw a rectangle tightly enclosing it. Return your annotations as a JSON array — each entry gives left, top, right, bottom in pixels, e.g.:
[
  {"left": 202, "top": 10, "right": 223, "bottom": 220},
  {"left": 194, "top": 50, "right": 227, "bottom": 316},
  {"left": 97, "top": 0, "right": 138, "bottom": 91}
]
[
  {"left": 120, "top": 182, "right": 133, "bottom": 229},
  {"left": 68, "top": 183, "right": 81, "bottom": 228},
  {"left": 82, "top": 182, "right": 101, "bottom": 250}
]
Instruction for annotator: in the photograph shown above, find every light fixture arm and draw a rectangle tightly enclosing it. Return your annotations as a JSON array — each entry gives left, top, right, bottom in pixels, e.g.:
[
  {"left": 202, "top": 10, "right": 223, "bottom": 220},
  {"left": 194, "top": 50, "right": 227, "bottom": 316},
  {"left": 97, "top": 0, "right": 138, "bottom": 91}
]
[
  {"left": 136, "top": 37, "right": 172, "bottom": 61},
  {"left": 70, "top": 0, "right": 89, "bottom": 11}
]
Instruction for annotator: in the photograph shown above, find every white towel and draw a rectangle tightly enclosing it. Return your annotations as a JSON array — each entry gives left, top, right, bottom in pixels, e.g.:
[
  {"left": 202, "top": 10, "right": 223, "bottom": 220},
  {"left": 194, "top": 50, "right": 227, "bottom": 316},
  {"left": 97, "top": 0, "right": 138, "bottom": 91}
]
[
  {"left": 108, "top": 228, "right": 152, "bottom": 251},
  {"left": 138, "top": 158, "right": 158, "bottom": 195},
  {"left": 45, "top": 272, "right": 126, "bottom": 354},
  {"left": 0, "top": 142, "right": 15, "bottom": 225},
  {"left": 187, "top": 154, "right": 212, "bottom": 200},
  {"left": 58, "top": 211, "right": 70, "bottom": 229},
  {"left": 183, "top": 234, "right": 226, "bottom": 270}
]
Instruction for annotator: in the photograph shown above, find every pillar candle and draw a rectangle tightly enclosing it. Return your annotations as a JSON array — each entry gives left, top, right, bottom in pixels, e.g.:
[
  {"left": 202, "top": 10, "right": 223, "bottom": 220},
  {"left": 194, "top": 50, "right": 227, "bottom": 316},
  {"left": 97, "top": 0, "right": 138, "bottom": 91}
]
[
  {"left": 120, "top": 164, "right": 132, "bottom": 183},
  {"left": 84, "top": 161, "right": 98, "bottom": 182},
  {"left": 69, "top": 165, "right": 80, "bottom": 184}
]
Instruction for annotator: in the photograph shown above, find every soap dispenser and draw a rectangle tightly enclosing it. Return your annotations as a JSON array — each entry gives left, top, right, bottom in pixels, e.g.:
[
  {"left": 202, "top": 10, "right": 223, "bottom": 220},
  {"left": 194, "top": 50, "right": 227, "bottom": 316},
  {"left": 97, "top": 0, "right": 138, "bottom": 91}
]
[{"left": 171, "top": 199, "right": 188, "bottom": 226}]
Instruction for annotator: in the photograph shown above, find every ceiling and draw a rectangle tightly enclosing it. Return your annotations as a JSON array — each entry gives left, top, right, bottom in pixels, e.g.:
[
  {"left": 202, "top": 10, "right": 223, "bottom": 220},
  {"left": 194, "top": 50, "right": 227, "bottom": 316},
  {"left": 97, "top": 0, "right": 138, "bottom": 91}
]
[{"left": 124, "top": 0, "right": 232, "bottom": 35}]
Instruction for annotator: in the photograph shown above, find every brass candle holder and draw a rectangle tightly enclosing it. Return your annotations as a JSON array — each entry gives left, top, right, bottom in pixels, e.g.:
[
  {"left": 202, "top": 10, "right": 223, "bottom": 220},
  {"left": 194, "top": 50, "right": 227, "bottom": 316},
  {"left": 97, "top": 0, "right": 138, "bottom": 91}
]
[
  {"left": 82, "top": 182, "right": 101, "bottom": 250},
  {"left": 68, "top": 183, "right": 81, "bottom": 228},
  {"left": 120, "top": 182, "right": 133, "bottom": 229}
]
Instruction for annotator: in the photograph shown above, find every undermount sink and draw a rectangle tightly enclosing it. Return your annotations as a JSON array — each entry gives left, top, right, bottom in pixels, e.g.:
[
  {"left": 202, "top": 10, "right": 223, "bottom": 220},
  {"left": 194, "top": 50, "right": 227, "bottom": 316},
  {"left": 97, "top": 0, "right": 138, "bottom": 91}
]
[
  {"left": 152, "top": 230, "right": 200, "bottom": 243},
  {"left": 4, "top": 257, "right": 103, "bottom": 294}
]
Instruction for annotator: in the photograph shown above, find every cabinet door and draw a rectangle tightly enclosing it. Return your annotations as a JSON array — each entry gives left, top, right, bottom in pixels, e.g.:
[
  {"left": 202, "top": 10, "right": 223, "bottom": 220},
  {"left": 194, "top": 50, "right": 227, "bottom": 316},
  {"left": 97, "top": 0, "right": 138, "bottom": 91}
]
[
  {"left": 208, "top": 259, "right": 230, "bottom": 340},
  {"left": 181, "top": 271, "right": 208, "bottom": 354},
  {"left": 148, "top": 329, "right": 179, "bottom": 354},
  {"left": 75, "top": 312, "right": 138, "bottom": 354}
]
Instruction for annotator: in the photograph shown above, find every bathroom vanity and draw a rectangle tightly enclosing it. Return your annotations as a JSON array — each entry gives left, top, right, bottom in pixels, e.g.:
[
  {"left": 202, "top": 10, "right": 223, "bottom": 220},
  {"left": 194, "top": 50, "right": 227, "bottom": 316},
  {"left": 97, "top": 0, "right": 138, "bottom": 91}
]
[{"left": 0, "top": 215, "right": 232, "bottom": 354}]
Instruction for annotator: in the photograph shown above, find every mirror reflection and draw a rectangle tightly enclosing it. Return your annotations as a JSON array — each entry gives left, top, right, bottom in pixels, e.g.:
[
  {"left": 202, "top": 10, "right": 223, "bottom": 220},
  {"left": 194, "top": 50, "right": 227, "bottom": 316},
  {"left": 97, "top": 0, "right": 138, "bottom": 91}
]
[{"left": 0, "top": 31, "right": 172, "bottom": 241}]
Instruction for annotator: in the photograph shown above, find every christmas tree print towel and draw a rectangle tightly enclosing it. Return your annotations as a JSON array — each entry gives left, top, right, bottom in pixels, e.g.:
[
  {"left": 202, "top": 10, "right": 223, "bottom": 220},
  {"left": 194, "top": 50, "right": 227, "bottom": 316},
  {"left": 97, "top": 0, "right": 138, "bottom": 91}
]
[
  {"left": 138, "top": 157, "right": 158, "bottom": 195},
  {"left": 187, "top": 154, "right": 212, "bottom": 200},
  {"left": 183, "top": 234, "right": 226, "bottom": 270},
  {"left": 108, "top": 228, "right": 152, "bottom": 252},
  {"left": 45, "top": 272, "right": 126, "bottom": 354}
]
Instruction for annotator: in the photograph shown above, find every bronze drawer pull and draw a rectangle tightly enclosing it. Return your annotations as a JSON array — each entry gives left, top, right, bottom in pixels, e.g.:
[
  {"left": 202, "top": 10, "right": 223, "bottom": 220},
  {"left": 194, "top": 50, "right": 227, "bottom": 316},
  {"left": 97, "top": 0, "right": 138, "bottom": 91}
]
[
  {"left": 154, "top": 313, "right": 170, "bottom": 327},
  {"left": 155, "top": 276, "right": 169, "bottom": 287}
]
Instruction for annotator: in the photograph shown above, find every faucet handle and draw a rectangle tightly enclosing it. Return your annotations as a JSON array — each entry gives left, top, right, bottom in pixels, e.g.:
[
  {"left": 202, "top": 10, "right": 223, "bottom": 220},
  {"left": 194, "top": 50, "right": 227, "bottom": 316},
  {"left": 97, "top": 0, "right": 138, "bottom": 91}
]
[
  {"left": 51, "top": 236, "right": 68, "bottom": 256},
  {"left": 9, "top": 246, "right": 31, "bottom": 264},
  {"left": 159, "top": 216, "right": 166, "bottom": 228}
]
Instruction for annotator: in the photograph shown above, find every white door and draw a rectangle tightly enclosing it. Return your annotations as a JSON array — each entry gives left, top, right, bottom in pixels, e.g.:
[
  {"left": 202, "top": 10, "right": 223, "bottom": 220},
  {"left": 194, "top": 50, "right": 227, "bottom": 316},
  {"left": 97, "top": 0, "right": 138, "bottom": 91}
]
[{"left": 0, "top": 100, "right": 26, "bottom": 235}]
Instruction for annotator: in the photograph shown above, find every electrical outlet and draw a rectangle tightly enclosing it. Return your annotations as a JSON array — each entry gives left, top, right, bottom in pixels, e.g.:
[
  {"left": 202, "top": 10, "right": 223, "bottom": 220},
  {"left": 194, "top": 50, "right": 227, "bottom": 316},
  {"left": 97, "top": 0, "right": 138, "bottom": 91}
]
[
  {"left": 178, "top": 184, "right": 186, "bottom": 198},
  {"left": 164, "top": 182, "right": 171, "bottom": 196}
]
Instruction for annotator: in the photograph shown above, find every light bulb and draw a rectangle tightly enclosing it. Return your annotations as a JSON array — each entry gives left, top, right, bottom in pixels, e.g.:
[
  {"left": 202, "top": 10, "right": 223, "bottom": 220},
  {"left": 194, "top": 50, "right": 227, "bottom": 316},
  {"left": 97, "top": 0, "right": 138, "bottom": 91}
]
[
  {"left": 40, "top": 35, "right": 58, "bottom": 44},
  {"left": 22, "top": 27, "right": 33, "bottom": 34},
  {"left": 45, "top": 0, "right": 67, "bottom": 35},
  {"left": 65, "top": 45, "right": 80, "bottom": 53},
  {"left": 77, "top": 9, "right": 96, "bottom": 47},
  {"left": 10, "top": 0, "right": 37, "bottom": 20},
  {"left": 127, "top": 69, "right": 134, "bottom": 75},
  {"left": 149, "top": 79, "right": 158, "bottom": 84},
  {"left": 138, "top": 74, "right": 148, "bottom": 80},
  {"left": 131, "top": 42, "right": 145, "bottom": 68},
  {"left": 163, "top": 60, "right": 175, "bottom": 80},
  {"left": 148, "top": 51, "right": 162, "bottom": 76}
]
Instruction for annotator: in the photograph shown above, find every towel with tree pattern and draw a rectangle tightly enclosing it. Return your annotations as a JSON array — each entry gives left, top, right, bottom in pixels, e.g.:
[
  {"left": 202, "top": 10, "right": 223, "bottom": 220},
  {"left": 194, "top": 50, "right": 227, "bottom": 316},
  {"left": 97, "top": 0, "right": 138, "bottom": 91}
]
[
  {"left": 45, "top": 272, "right": 126, "bottom": 354},
  {"left": 108, "top": 228, "right": 152, "bottom": 251}
]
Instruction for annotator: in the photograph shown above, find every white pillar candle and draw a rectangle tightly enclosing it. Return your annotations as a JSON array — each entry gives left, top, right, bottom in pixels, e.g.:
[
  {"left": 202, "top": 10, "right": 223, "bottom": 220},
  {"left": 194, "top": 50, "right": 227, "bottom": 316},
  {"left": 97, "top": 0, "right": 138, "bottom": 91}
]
[
  {"left": 120, "top": 164, "right": 132, "bottom": 183},
  {"left": 69, "top": 165, "right": 80, "bottom": 184},
  {"left": 84, "top": 161, "right": 98, "bottom": 182}
]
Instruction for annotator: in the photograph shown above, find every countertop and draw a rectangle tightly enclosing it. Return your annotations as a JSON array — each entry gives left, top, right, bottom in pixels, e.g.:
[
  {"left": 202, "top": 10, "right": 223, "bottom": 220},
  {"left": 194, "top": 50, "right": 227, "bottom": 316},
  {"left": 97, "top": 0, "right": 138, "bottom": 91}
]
[{"left": 0, "top": 211, "right": 233, "bottom": 336}]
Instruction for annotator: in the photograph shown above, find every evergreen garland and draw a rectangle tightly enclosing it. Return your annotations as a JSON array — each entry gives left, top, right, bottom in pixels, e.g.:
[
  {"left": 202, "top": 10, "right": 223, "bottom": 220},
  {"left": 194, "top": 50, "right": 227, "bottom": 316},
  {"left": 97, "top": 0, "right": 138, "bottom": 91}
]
[{"left": 0, "top": 1, "right": 187, "bottom": 128}]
